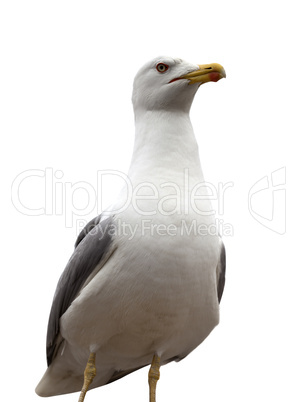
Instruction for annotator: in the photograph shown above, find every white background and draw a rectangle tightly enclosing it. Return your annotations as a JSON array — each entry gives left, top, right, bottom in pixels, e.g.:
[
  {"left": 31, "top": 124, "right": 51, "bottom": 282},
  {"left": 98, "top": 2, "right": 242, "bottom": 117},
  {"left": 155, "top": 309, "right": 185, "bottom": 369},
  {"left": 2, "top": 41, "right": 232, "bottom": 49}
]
[{"left": 1, "top": 1, "right": 296, "bottom": 401}]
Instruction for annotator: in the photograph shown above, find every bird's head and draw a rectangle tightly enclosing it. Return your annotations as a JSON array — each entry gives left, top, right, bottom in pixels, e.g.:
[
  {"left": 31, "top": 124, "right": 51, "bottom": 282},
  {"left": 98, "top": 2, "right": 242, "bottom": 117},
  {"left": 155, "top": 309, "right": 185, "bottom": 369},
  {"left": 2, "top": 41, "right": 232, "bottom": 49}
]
[{"left": 132, "top": 56, "right": 226, "bottom": 114}]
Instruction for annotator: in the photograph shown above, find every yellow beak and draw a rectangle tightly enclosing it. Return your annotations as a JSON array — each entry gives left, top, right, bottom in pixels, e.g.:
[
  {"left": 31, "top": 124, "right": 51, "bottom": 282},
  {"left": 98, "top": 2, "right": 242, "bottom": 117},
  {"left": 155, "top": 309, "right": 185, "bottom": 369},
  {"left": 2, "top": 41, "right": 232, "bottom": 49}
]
[{"left": 172, "top": 63, "right": 226, "bottom": 85}]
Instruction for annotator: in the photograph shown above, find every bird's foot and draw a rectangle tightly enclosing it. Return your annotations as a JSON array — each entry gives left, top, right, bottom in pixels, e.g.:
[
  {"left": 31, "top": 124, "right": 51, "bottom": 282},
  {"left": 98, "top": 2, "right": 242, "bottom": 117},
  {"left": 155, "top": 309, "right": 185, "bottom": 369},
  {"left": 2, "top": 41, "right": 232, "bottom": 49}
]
[
  {"left": 148, "top": 355, "right": 160, "bottom": 402},
  {"left": 78, "top": 353, "right": 96, "bottom": 402}
]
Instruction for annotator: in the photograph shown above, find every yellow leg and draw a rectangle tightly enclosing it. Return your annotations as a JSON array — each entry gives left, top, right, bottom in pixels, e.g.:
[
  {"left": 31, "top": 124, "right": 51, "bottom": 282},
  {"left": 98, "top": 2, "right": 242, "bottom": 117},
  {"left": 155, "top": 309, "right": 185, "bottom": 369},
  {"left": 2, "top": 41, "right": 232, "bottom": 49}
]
[
  {"left": 78, "top": 353, "right": 97, "bottom": 402},
  {"left": 148, "top": 355, "right": 161, "bottom": 402}
]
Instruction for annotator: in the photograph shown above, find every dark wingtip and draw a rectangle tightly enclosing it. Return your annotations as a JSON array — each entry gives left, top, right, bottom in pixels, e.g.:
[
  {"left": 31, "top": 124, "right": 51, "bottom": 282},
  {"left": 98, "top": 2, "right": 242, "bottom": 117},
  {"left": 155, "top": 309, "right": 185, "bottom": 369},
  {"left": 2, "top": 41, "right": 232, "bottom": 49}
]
[{"left": 217, "top": 242, "right": 226, "bottom": 303}]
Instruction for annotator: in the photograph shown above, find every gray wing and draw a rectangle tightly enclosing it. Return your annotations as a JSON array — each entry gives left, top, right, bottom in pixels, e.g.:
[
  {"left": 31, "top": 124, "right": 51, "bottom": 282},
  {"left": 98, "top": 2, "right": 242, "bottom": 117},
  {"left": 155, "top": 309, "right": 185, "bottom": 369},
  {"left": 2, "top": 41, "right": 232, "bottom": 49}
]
[
  {"left": 216, "top": 237, "right": 226, "bottom": 303},
  {"left": 74, "top": 214, "right": 102, "bottom": 248},
  {"left": 46, "top": 215, "right": 114, "bottom": 366}
]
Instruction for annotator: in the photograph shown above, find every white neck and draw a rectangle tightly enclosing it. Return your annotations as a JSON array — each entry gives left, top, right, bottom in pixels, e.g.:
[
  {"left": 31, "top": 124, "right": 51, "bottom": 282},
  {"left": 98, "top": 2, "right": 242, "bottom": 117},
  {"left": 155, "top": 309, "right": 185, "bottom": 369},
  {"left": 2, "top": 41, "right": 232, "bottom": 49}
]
[{"left": 128, "top": 109, "right": 204, "bottom": 183}]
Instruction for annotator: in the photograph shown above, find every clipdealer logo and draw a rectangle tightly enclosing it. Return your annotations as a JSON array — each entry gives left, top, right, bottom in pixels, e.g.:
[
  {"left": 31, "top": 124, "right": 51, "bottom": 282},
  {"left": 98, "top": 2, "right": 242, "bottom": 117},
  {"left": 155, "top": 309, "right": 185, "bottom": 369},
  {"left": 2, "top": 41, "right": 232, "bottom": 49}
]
[
  {"left": 248, "top": 167, "right": 286, "bottom": 235},
  {"left": 11, "top": 168, "right": 234, "bottom": 235}
]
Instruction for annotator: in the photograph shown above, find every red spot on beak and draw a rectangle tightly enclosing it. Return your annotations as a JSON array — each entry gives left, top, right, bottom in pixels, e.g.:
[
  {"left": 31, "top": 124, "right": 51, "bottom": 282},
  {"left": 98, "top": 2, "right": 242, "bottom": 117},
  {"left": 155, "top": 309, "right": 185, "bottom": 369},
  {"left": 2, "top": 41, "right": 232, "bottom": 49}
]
[{"left": 209, "top": 72, "right": 221, "bottom": 82}]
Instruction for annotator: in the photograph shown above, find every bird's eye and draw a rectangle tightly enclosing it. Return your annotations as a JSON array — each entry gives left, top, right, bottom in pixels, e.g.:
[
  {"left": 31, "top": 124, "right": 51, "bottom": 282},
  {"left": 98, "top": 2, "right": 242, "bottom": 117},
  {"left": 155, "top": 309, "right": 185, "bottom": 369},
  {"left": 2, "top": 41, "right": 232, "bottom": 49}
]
[{"left": 156, "top": 63, "right": 169, "bottom": 73}]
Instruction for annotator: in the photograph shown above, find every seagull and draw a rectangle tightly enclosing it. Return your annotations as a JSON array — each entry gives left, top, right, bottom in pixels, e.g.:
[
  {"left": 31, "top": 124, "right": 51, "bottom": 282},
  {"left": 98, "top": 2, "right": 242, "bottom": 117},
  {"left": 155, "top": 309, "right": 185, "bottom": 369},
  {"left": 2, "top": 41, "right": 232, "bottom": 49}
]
[{"left": 35, "top": 56, "right": 226, "bottom": 402}]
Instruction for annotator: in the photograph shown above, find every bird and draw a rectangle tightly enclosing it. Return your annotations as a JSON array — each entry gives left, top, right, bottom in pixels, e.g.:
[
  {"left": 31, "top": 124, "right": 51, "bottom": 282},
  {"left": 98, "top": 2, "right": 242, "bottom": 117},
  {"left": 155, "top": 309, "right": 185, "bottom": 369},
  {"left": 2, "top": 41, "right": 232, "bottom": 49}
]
[{"left": 35, "top": 56, "right": 226, "bottom": 402}]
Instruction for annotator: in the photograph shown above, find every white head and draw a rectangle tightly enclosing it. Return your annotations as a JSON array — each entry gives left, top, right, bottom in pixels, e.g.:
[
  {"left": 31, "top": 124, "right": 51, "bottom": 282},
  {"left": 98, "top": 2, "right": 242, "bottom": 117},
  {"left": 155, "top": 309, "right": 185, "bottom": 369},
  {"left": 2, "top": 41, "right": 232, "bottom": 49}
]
[{"left": 132, "top": 56, "right": 226, "bottom": 115}]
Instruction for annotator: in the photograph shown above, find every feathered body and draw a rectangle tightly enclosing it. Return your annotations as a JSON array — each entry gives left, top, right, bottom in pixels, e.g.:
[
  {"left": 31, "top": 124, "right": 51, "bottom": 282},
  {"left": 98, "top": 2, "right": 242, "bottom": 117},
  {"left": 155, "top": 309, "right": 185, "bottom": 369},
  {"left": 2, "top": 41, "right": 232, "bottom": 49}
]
[{"left": 36, "top": 56, "right": 226, "bottom": 397}]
